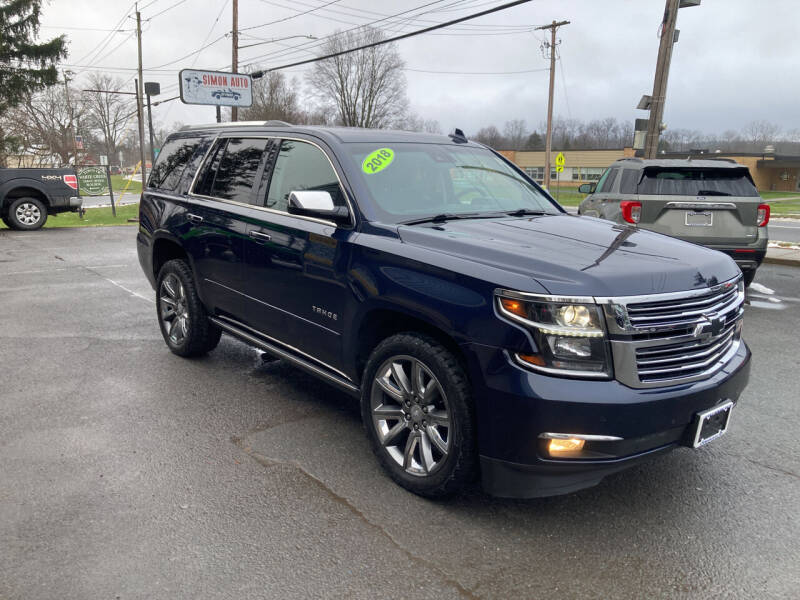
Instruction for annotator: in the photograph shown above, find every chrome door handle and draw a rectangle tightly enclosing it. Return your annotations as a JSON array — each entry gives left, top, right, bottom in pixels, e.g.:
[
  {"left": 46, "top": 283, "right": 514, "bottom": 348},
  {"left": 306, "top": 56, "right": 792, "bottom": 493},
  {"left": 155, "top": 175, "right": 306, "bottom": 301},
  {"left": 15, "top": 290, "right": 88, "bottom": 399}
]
[
  {"left": 249, "top": 230, "right": 271, "bottom": 242},
  {"left": 187, "top": 213, "right": 204, "bottom": 224}
]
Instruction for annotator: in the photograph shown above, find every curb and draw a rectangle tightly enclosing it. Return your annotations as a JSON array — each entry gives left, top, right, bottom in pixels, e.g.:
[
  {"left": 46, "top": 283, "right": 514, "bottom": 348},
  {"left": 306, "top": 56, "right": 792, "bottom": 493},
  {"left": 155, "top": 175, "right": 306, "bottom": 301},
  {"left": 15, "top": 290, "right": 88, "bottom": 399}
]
[{"left": 763, "top": 255, "right": 800, "bottom": 267}]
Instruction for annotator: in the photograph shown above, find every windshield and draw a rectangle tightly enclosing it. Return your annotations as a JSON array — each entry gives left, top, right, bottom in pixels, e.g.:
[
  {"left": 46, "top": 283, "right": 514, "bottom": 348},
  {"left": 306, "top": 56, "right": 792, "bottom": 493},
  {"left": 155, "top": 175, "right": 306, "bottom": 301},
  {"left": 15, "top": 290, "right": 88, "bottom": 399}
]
[
  {"left": 347, "top": 142, "right": 559, "bottom": 223},
  {"left": 639, "top": 168, "right": 759, "bottom": 197}
]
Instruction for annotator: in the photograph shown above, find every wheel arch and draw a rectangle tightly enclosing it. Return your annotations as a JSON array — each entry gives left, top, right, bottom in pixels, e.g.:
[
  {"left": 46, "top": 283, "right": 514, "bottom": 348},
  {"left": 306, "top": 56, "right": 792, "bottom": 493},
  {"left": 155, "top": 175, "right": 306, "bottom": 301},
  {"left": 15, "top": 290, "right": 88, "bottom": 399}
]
[
  {"left": 151, "top": 233, "right": 192, "bottom": 280},
  {"left": 0, "top": 182, "right": 50, "bottom": 214},
  {"left": 350, "top": 307, "right": 470, "bottom": 386}
]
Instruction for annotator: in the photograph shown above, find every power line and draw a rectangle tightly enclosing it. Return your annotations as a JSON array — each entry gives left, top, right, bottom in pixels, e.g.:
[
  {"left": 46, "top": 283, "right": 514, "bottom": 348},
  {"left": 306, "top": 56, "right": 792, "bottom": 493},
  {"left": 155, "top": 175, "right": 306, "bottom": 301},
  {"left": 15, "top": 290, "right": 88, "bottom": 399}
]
[
  {"left": 145, "top": 0, "right": 187, "bottom": 21},
  {"left": 249, "top": 0, "right": 534, "bottom": 76},
  {"left": 249, "top": 0, "right": 530, "bottom": 33},
  {"left": 405, "top": 66, "right": 549, "bottom": 75},
  {"left": 190, "top": 0, "right": 230, "bottom": 68},
  {"left": 40, "top": 25, "right": 134, "bottom": 32},
  {"left": 241, "top": 0, "right": 343, "bottom": 32},
  {"left": 73, "top": 2, "right": 137, "bottom": 67},
  {"left": 238, "top": 0, "right": 455, "bottom": 67},
  {"left": 148, "top": 34, "right": 228, "bottom": 69},
  {"left": 238, "top": 0, "right": 528, "bottom": 70}
]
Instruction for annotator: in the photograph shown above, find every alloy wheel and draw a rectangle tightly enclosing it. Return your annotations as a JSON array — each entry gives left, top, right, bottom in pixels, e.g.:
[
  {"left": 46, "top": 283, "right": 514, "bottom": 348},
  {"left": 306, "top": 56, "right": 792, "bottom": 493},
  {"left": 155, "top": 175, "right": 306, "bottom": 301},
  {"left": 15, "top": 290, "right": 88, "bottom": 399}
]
[
  {"left": 15, "top": 202, "right": 41, "bottom": 226},
  {"left": 370, "top": 355, "right": 451, "bottom": 477},
  {"left": 159, "top": 273, "right": 189, "bottom": 345}
]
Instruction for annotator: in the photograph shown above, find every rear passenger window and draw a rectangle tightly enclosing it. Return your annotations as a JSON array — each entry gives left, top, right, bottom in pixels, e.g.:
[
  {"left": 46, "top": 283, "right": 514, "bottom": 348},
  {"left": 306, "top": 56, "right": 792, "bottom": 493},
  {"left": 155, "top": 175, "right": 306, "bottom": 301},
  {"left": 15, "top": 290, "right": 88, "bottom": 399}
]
[
  {"left": 193, "top": 137, "right": 268, "bottom": 204},
  {"left": 148, "top": 136, "right": 202, "bottom": 192},
  {"left": 599, "top": 168, "right": 619, "bottom": 193},
  {"left": 266, "top": 140, "right": 345, "bottom": 213},
  {"left": 619, "top": 169, "right": 639, "bottom": 195}
]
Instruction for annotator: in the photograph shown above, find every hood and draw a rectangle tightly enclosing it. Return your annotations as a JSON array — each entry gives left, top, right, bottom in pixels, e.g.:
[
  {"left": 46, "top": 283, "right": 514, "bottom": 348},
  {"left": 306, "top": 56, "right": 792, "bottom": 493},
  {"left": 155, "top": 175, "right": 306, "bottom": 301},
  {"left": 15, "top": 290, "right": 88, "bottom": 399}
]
[{"left": 397, "top": 214, "right": 740, "bottom": 297}]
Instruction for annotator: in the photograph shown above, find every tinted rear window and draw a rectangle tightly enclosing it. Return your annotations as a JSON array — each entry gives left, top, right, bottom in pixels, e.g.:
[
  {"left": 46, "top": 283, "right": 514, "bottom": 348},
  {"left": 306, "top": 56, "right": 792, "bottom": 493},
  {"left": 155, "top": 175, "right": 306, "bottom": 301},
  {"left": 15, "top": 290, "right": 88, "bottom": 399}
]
[
  {"left": 194, "top": 137, "right": 268, "bottom": 204},
  {"left": 148, "top": 136, "right": 202, "bottom": 191},
  {"left": 598, "top": 168, "right": 619, "bottom": 193},
  {"left": 639, "top": 168, "right": 758, "bottom": 197},
  {"left": 619, "top": 169, "right": 639, "bottom": 194}
]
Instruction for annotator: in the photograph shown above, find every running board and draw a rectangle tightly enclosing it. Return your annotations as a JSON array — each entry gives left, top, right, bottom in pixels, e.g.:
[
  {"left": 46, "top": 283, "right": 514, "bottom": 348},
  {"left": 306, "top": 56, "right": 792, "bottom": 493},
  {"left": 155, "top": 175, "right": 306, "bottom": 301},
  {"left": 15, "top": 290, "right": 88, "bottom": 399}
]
[{"left": 210, "top": 317, "right": 360, "bottom": 397}]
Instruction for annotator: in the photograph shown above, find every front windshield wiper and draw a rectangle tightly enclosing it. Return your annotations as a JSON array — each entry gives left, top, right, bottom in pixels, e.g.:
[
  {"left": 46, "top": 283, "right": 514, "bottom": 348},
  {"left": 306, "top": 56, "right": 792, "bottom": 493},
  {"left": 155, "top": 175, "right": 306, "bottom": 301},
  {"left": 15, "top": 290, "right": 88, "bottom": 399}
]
[
  {"left": 399, "top": 212, "right": 491, "bottom": 226},
  {"left": 457, "top": 165, "right": 524, "bottom": 184},
  {"left": 505, "top": 208, "right": 549, "bottom": 217}
]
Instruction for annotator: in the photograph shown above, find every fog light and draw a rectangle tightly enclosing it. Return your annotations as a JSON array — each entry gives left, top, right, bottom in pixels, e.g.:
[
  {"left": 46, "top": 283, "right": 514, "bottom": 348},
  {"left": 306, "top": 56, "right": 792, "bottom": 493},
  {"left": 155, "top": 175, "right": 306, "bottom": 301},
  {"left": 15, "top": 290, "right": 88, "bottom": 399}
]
[{"left": 548, "top": 438, "right": 585, "bottom": 454}]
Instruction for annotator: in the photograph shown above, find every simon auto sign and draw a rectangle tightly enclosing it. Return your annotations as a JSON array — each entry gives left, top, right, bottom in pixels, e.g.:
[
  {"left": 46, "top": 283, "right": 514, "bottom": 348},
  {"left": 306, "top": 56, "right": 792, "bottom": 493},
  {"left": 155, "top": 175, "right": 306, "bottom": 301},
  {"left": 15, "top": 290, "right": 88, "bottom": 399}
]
[{"left": 179, "top": 69, "right": 253, "bottom": 108}]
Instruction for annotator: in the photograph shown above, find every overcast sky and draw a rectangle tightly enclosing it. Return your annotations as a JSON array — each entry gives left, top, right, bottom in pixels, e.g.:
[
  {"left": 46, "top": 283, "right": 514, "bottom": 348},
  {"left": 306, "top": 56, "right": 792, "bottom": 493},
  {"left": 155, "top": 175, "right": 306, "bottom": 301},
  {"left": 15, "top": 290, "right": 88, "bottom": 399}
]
[{"left": 39, "top": 0, "right": 799, "bottom": 137}]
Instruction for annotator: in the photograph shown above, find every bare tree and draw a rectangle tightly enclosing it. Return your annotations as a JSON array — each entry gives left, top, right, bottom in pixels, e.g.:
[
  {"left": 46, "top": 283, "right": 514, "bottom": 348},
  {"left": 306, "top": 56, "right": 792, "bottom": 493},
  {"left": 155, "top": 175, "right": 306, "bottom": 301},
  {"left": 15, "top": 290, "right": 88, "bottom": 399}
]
[
  {"left": 398, "top": 113, "right": 441, "bottom": 134},
  {"left": 743, "top": 120, "right": 781, "bottom": 149},
  {"left": 240, "top": 71, "right": 300, "bottom": 123},
  {"left": 473, "top": 125, "right": 504, "bottom": 148},
  {"left": 9, "top": 83, "right": 84, "bottom": 165},
  {"left": 82, "top": 73, "right": 131, "bottom": 163},
  {"left": 503, "top": 119, "right": 528, "bottom": 150},
  {"left": 307, "top": 27, "right": 408, "bottom": 128}
]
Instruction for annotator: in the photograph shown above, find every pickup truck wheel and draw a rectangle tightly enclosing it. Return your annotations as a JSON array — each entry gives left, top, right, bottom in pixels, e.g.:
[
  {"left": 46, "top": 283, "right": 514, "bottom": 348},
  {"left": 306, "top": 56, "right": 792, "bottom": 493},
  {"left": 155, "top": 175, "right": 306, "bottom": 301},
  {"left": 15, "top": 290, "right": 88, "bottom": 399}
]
[
  {"left": 361, "top": 333, "right": 476, "bottom": 498},
  {"left": 8, "top": 197, "right": 47, "bottom": 230},
  {"left": 156, "top": 259, "right": 221, "bottom": 357}
]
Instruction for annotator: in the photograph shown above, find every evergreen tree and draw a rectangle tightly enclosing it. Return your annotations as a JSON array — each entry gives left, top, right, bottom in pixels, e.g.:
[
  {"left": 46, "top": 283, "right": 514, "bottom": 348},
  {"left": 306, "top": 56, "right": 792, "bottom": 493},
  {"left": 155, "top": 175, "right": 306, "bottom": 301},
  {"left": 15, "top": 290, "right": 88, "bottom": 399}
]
[{"left": 0, "top": 0, "right": 66, "bottom": 163}]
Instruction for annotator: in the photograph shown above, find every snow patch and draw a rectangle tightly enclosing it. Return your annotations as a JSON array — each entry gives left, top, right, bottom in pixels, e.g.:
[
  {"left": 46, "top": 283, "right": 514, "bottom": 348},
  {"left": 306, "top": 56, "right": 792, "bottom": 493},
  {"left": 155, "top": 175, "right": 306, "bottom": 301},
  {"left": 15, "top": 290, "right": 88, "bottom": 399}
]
[{"left": 749, "top": 282, "right": 775, "bottom": 295}]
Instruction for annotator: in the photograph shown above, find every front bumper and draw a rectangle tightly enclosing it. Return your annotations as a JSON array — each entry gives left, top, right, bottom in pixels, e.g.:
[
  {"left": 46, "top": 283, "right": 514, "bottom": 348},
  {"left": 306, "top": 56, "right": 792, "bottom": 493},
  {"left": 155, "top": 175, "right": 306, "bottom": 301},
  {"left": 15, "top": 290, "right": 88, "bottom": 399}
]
[{"left": 464, "top": 340, "right": 751, "bottom": 498}]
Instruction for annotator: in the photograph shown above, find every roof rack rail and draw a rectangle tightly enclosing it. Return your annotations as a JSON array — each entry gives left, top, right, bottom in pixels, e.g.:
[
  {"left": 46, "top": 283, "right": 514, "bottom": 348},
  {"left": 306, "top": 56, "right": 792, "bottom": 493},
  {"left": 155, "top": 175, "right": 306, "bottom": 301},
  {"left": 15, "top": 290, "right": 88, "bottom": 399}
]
[
  {"left": 180, "top": 120, "right": 292, "bottom": 131},
  {"left": 706, "top": 157, "right": 738, "bottom": 163},
  {"left": 616, "top": 157, "right": 643, "bottom": 162}
]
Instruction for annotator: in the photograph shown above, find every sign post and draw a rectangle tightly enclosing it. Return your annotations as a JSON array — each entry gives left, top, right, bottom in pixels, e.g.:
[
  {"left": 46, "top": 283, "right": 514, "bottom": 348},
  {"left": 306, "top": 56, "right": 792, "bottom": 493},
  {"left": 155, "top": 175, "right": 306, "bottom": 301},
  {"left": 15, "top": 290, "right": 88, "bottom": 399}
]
[
  {"left": 105, "top": 165, "right": 116, "bottom": 217},
  {"left": 179, "top": 69, "right": 253, "bottom": 121},
  {"left": 555, "top": 152, "right": 565, "bottom": 203}
]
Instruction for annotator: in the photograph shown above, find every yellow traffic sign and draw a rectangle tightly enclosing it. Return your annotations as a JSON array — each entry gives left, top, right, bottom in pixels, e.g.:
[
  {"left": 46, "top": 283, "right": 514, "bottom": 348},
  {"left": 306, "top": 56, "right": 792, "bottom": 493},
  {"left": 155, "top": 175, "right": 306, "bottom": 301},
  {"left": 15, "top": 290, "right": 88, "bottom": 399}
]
[
  {"left": 555, "top": 152, "right": 565, "bottom": 167},
  {"left": 555, "top": 164, "right": 564, "bottom": 173}
]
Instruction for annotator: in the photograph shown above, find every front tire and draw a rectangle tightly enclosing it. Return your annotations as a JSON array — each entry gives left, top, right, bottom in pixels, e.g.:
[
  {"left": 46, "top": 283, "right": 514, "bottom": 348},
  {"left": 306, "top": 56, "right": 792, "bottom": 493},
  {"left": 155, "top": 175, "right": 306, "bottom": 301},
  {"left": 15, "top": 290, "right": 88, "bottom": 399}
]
[
  {"left": 361, "top": 333, "right": 476, "bottom": 498},
  {"left": 156, "top": 259, "right": 221, "bottom": 357},
  {"left": 7, "top": 197, "right": 47, "bottom": 230}
]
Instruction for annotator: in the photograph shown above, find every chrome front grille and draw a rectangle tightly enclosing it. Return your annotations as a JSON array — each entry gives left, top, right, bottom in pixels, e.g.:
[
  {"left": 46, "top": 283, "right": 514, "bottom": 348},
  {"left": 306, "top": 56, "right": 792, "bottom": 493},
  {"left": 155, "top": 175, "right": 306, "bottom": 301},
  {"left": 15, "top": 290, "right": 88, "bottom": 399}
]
[
  {"left": 635, "top": 320, "right": 738, "bottom": 383},
  {"left": 598, "top": 277, "right": 745, "bottom": 389},
  {"left": 625, "top": 285, "right": 740, "bottom": 330}
]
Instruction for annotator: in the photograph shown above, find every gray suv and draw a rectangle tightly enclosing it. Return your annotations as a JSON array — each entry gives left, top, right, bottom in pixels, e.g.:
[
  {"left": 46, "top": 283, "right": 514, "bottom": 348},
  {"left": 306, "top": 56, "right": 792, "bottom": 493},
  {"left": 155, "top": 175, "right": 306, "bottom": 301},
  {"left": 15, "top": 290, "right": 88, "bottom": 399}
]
[{"left": 577, "top": 158, "right": 769, "bottom": 286}]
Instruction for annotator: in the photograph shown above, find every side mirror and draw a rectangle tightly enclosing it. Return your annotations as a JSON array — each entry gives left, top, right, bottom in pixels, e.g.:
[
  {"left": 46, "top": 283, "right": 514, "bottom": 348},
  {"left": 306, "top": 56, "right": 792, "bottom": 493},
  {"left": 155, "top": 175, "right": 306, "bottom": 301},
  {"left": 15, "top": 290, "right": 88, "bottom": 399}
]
[
  {"left": 288, "top": 190, "right": 350, "bottom": 222},
  {"left": 578, "top": 183, "right": 596, "bottom": 194}
]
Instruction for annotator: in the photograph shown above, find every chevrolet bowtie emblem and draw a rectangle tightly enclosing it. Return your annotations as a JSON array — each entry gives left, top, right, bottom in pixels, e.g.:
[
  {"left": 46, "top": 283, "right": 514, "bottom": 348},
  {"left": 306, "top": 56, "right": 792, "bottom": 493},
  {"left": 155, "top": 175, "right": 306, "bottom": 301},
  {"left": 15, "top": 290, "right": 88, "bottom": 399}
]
[{"left": 694, "top": 314, "right": 725, "bottom": 340}]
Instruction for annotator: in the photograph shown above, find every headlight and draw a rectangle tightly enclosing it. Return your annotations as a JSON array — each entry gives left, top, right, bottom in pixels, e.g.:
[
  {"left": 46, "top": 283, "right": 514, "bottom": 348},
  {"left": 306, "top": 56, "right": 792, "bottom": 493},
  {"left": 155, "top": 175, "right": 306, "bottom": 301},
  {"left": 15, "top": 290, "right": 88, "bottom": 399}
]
[{"left": 497, "top": 293, "right": 612, "bottom": 378}]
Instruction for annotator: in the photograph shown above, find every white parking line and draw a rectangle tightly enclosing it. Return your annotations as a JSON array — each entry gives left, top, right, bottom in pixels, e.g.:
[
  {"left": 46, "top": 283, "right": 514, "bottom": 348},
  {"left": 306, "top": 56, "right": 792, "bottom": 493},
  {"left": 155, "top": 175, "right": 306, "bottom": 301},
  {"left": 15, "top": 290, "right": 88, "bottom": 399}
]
[
  {"left": 83, "top": 266, "right": 153, "bottom": 303},
  {"left": 3, "top": 264, "right": 130, "bottom": 276}
]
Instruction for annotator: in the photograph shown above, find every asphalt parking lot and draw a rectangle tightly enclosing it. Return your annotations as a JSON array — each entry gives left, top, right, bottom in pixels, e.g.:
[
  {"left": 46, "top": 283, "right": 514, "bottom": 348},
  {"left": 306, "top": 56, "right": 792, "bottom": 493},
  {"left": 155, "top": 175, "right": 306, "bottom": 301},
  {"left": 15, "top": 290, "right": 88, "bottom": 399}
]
[{"left": 2, "top": 226, "right": 798, "bottom": 599}]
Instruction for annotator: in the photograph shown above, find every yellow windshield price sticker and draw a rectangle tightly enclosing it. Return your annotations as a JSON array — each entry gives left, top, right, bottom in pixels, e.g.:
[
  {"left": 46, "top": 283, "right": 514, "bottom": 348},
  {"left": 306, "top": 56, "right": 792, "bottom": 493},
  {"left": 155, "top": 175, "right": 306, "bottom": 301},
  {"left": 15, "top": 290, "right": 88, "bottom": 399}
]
[{"left": 362, "top": 148, "right": 395, "bottom": 174}]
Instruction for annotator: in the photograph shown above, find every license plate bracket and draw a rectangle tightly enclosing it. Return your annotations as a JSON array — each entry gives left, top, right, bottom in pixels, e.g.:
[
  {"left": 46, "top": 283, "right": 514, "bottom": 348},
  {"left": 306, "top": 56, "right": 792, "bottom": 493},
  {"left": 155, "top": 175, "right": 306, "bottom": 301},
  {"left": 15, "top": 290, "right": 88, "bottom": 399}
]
[
  {"left": 685, "top": 210, "right": 713, "bottom": 227},
  {"left": 691, "top": 400, "right": 734, "bottom": 448}
]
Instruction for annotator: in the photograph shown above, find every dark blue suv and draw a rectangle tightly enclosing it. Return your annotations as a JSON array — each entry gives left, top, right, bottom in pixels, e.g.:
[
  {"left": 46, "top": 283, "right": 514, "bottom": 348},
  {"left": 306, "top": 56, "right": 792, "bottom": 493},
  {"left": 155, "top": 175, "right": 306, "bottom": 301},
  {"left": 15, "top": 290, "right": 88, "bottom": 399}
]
[{"left": 137, "top": 123, "right": 751, "bottom": 498}]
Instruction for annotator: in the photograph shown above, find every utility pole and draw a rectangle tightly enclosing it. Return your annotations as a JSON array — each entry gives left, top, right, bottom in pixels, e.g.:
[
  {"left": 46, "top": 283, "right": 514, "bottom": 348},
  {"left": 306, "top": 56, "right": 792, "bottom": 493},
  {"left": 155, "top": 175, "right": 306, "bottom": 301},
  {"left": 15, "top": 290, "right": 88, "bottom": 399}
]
[
  {"left": 535, "top": 20, "right": 569, "bottom": 190},
  {"left": 135, "top": 5, "right": 147, "bottom": 184},
  {"left": 231, "top": 0, "right": 239, "bottom": 122},
  {"left": 63, "top": 70, "right": 78, "bottom": 165},
  {"left": 643, "top": 0, "right": 680, "bottom": 159}
]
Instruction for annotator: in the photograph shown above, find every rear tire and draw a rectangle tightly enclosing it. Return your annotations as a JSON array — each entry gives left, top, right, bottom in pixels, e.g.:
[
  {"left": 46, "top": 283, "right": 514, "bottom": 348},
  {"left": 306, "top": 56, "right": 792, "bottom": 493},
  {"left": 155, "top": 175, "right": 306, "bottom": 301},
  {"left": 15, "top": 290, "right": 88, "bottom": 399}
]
[
  {"left": 742, "top": 269, "right": 757, "bottom": 288},
  {"left": 156, "top": 259, "right": 221, "bottom": 357},
  {"left": 7, "top": 197, "right": 47, "bottom": 230},
  {"left": 361, "top": 333, "right": 477, "bottom": 498}
]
